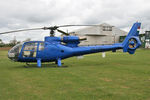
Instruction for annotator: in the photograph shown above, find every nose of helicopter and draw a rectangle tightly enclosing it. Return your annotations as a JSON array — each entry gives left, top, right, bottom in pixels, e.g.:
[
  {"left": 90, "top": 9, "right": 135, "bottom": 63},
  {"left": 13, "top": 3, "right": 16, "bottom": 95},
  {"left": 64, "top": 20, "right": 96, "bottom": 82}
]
[
  {"left": 8, "top": 43, "right": 23, "bottom": 61},
  {"left": 8, "top": 50, "right": 18, "bottom": 61}
]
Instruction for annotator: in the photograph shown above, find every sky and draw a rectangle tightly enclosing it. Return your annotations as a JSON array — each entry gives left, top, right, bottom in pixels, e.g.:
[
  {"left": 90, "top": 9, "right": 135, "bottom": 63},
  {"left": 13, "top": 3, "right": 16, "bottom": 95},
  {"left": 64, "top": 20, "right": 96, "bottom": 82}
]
[{"left": 0, "top": 0, "right": 150, "bottom": 43}]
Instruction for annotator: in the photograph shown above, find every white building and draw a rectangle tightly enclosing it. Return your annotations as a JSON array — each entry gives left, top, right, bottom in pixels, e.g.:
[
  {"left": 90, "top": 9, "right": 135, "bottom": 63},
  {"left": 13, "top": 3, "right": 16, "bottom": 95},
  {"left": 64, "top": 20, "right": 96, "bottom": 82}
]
[{"left": 69, "top": 23, "right": 128, "bottom": 46}]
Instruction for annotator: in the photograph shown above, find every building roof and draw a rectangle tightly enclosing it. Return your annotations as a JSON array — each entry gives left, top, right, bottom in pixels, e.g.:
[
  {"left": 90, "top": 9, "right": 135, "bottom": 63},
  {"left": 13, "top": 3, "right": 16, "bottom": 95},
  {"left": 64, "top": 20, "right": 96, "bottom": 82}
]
[{"left": 69, "top": 23, "right": 128, "bottom": 36}]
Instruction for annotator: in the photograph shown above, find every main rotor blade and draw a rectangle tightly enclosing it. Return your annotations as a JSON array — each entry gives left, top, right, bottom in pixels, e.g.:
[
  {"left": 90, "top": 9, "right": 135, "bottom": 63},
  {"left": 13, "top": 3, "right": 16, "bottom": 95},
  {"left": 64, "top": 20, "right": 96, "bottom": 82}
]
[
  {"left": 57, "top": 29, "right": 69, "bottom": 36},
  {"left": 0, "top": 24, "right": 100, "bottom": 35},
  {"left": 57, "top": 25, "right": 100, "bottom": 27},
  {"left": 0, "top": 27, "right": 44, "bottom": 35}
]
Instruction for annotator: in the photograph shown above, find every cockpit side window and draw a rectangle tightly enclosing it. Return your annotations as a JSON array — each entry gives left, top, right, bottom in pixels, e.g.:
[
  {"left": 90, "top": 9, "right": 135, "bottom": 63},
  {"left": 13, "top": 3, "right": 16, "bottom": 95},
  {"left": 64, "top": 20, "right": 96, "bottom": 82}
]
[
  {"left": 22, "top": 42, "right": 38, "bottom": 58},
  {"left": 23, "top": 43, "right": 38, "bottom": 51},
  {"left": 39, "top": 42, "right": 44, "bottom": 51}
]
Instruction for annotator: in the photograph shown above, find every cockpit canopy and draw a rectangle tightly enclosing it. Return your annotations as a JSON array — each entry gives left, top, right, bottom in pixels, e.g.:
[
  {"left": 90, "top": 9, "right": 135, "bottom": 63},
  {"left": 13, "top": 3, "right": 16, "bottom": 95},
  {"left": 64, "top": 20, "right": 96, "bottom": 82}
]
[
  {"left": 8, "top": 41, "right": 45, "bottom": 61},
  {"left": 8, "top": 43, "right": 23, "bottom": 61}
]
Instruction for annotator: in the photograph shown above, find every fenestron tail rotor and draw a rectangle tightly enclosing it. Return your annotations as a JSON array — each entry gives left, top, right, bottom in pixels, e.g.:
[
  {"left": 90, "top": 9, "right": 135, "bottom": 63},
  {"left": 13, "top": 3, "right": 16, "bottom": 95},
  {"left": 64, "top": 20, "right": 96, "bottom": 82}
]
[
  {"left": 129, "top": 38, "right": 137, "bottom": 48},
  {"left": 0, "top": 24, "right": 100, "bottom": 36}
]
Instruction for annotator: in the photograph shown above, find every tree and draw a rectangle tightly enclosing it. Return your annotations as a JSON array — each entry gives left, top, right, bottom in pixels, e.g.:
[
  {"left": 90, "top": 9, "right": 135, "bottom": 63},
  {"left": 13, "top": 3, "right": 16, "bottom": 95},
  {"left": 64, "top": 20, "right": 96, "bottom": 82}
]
[
  {"left": 0, "top": 39, "right": 4, "bottom": 47},
  {"left": 0, "top": 39, "right": 2, "bottom": 44},
  {"left": 23, "top": 38, "right": 31, "bottom": 42}
]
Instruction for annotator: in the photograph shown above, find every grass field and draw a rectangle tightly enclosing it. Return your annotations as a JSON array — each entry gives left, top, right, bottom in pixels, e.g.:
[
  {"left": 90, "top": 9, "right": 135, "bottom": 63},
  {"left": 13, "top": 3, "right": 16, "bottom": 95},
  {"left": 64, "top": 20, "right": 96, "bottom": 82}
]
[{"left": 0, "top": 49, "right": 150, "bottom": 100}]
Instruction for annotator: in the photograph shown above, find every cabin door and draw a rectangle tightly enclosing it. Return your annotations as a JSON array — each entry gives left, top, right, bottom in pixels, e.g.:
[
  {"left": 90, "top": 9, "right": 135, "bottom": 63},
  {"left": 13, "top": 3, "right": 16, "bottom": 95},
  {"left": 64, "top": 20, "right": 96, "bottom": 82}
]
[{"left": 22, "top": 42, "right": 38, "bottom": 58}]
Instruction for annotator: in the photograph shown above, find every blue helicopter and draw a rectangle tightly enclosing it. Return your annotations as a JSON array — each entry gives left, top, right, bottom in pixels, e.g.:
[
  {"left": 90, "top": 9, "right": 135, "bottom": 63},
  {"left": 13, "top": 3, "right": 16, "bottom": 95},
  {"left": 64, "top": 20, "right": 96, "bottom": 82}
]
[{"left": 0, "top": 22, "right": 141, "bottom": 67}]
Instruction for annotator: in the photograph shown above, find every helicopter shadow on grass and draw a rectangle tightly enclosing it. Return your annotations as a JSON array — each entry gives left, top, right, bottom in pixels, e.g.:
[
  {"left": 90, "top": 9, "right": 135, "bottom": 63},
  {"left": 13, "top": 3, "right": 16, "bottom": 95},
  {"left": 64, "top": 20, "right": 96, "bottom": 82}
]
[{"left": 12, "top": 62, "right": 68, "bottom": 69}]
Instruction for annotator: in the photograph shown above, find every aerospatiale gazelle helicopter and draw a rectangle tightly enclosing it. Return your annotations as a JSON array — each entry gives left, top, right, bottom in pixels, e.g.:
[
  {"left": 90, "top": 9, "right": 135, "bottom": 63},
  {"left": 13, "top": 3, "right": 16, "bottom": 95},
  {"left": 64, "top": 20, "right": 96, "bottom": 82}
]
[{"left": 0, "top": 22, "right": 141, "bottom": 67}]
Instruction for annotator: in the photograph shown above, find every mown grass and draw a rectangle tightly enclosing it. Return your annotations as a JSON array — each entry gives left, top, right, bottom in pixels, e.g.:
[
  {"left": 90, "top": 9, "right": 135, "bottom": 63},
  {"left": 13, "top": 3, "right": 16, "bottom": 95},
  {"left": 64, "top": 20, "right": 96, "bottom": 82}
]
[{"left": 0, "top": 49, "right": 150, "bottom": 100}]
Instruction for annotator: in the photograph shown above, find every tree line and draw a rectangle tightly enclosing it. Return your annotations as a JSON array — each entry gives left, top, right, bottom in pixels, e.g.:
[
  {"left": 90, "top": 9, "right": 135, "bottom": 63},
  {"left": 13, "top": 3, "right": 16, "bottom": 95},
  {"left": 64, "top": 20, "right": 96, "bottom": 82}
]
[{"left": 0, "top": 38, "right": 31, "bottom": 47}]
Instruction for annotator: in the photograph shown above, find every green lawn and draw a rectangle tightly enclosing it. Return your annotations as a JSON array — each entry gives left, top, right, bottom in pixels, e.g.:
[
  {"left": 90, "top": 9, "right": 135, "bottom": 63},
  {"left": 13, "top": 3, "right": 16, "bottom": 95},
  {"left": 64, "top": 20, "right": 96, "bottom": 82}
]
[{"left": 0, "top": 49, "right": 150, "bottom": 100}]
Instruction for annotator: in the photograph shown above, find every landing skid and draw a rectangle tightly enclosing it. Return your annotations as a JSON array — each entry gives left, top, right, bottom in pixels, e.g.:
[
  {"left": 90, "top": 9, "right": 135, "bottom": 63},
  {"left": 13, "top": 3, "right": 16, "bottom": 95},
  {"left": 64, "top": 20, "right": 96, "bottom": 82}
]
[
  {"left": 23, "top": 62, "right": 66, "bottom": 68},
  {"left": 55, "top": 61, "right": 67, "bottom": 67}
]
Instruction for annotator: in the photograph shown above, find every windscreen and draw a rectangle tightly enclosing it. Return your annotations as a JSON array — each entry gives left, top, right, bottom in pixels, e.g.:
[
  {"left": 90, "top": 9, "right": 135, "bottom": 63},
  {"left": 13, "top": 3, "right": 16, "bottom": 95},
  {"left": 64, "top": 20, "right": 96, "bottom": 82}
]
[{"left": 8, "top": 43, "right": 23, "bottom": 61}]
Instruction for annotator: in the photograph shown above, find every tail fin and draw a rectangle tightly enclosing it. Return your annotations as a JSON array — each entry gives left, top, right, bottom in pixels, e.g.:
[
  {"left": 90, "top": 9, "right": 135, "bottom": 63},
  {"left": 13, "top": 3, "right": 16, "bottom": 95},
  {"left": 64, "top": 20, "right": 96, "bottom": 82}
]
[{"left": 122, "top": 22, "right": 141, "bottom": 54}]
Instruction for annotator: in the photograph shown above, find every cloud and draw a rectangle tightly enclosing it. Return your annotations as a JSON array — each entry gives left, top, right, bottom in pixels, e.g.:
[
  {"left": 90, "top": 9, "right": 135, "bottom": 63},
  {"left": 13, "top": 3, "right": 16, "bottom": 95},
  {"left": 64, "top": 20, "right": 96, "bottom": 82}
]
[{"left": 0, "top": 0, "right": 150, "bottom": 42}]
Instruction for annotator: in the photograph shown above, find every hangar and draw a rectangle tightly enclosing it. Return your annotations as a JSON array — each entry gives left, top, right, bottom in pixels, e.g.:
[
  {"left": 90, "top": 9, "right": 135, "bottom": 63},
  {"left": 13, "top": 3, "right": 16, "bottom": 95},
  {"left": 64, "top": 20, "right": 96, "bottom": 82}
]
[{"left": 68, "top": 23, "right": 127, "bottom": 46}]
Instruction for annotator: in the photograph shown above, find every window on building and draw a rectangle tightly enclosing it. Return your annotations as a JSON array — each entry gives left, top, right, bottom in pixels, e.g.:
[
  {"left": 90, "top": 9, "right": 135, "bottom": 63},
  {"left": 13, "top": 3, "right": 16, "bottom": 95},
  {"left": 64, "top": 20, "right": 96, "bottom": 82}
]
[{"left": 103, "top": 26, "right": 112, "bottom": 31}]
